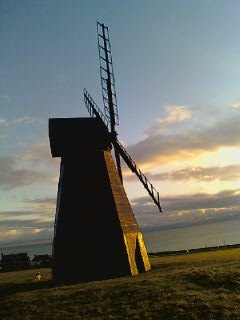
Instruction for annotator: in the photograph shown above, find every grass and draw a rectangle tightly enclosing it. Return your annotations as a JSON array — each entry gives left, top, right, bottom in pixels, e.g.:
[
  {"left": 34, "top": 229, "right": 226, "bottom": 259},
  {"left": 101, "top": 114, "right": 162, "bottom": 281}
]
[{"left": 1, "top": 248, "right": 240, "bottom": 319}]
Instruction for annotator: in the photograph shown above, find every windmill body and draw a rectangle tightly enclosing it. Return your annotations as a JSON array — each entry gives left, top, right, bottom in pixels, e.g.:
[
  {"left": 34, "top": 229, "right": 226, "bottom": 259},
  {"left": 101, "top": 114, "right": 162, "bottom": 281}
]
[
  {"left": 49, "top": 118, "right": 150, "bottom": 282},
  {"left": 49, "top": 22, "right": 162, "bottom": 283}
]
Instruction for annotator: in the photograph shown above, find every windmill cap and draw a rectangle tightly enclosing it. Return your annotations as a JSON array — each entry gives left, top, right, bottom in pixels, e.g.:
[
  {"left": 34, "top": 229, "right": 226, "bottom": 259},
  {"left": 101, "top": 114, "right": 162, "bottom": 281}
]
[{"left": 49, "top": 117, "right": 111, "bottom": 157}]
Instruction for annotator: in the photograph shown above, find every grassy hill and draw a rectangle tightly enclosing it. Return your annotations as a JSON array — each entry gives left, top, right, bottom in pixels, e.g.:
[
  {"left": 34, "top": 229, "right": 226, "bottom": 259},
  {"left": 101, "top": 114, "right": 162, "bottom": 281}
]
[{"left": 1, "top": 248, "right": 240, "bottom": 319}]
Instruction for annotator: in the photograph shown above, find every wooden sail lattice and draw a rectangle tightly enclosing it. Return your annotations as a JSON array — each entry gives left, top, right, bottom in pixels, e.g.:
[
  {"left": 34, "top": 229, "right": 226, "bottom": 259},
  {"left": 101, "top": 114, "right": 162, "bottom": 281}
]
[
  {"left": 97, "top": 22, "right": 119, "bottom": 128},
  {"left": 83, "top": 89, "right": 162, "bottom": 213}
]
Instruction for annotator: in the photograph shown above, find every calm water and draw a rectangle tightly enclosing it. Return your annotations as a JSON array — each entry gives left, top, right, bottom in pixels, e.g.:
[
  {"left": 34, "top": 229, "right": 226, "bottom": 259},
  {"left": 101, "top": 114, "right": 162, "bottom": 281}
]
[
  {"left": 1, "top": 219, "right": 240, "bottom": 258},
  {"left": 144, "top": 218, "right": 240, "bottom": 252}
]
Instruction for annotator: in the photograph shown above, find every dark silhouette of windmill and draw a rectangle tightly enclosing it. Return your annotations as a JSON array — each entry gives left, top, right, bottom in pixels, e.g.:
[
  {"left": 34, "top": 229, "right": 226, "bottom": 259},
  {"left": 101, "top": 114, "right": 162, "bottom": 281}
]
[{"left": 49, "top": 22, "right": 162, "bottom": 283}]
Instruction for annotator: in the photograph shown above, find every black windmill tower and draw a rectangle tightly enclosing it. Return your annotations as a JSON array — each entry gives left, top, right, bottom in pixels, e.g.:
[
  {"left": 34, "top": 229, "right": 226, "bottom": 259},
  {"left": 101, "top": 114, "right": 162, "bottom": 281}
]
[{"left": 49, "top": 22, "right": 162, "bottom": 283}]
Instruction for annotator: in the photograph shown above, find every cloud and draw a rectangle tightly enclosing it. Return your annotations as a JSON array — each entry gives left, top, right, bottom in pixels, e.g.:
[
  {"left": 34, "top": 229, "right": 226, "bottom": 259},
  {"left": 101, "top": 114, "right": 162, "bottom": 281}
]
[
  {"left": 232, "top": 103, "right": 240, "bottom": 109},
  {"left": 132, "top": 190, "right": 240, "bottom": 230},
  {"left": 0, "top": 201, "right": 55, "bottom": 229},
  {"left": 131, "top": 189, "right": 240, "bottom": 230},
  {"left": 0, "top": 195, "right": 56, "bottom": 245},
  {"left": 21, "top": 141, "right": 54, "bottom": 164},
  {"left": 0, "top": 210, "right": 32, "bottom": 219},
  {"left": 0, "top": 219, "right": 52, "bottom": 229},
  {"left": 0, "top": 142, "right": 59, "bottom": 190},
  {"left": 161, "top": 189, "right": 240, "bottom": 212},
  {"left": 127, "top": 114, "right": 240, "bottom": 167},
  {"left": 0, "top": 197, "right": 56, "bottom": 245},
  {"left": 24, "top": 196, "right": 56, "bottom": 215},
  {"left": 0, "top": 226, "right": 53, "bottom": 246},
  {"left": 125, "top": 164, "right": 240, "bottom": 182},
  {"left": 0, "top": 156, "right": 51, "bottom": 189},
  {"left": 1, "top": 188, "right": 239, "bottom": 244},
  {"left": 0, "top": 117, "right": 7, "bottom": 125},
  {"left": 0, "top": 197, "right": 56, "bottom": 223},
  {"left": 0, "top": 95, "right": 10, "bottom": 103},
  {"left": 0, "top": 209, "right": 55, "bottom": 223},
  {"left": 0, "top": 115, "right": 44, "bottom": 127},
  {"left": 11, "top": 116, "right": 43, "bottom": 125},
  {"left": 145, "top": 105, "right": 192, "bottom": 137},
  {"left": 21, "top": 141, "right": 60, "bottom": 174},
  {"left": 0, "top": 207, "right": 55, "bottom": 246},
  {"left": 133, "top": 189, "right": 240, "bottom": 215},
  {"left": 25, "top": 196, "right": 56, "bottom": 205}
]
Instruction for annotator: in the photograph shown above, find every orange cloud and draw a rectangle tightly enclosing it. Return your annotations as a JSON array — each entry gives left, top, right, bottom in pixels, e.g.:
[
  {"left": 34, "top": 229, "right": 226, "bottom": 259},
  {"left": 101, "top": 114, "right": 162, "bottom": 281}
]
[
  {"left": 126, "top": 114, "right": 240, "bottom": 168},
  {"left": 232, "top": 103, "right": 240, "bottom": 109},
  {"left": 125, "top": 164, "right": 240, "bottom": 183},
  {"left": 145, "top": 105, "right": 192, "bottom": 137}
]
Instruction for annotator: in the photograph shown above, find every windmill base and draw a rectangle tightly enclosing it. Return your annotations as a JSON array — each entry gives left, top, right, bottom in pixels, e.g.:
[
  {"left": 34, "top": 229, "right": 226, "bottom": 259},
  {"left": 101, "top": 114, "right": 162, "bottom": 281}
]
[{"left": 49, "top": 118, "right": 151, "bottom": 283}]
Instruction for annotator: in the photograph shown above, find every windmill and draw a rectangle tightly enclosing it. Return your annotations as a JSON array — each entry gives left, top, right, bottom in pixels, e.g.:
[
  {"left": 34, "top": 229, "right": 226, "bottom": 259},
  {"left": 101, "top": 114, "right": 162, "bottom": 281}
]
[{"left": 49, "top": 22, "right": 162, "bottom": 283}]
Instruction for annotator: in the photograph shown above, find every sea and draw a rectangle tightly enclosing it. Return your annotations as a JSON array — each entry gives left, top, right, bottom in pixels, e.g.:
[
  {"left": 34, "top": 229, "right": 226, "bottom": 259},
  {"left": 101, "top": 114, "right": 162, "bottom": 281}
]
[{"left": 1, "top": 218, "right": 240, "bottom": 259}]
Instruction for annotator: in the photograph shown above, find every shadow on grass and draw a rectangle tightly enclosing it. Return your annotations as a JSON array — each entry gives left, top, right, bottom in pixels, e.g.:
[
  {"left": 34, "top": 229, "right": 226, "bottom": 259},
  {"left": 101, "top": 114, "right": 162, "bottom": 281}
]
[
  {"left": 183, "top": 270, "right": 240, "bottom": 291},
  {"left": 0, "top": 280, "right": 57, "bottom": 297}
]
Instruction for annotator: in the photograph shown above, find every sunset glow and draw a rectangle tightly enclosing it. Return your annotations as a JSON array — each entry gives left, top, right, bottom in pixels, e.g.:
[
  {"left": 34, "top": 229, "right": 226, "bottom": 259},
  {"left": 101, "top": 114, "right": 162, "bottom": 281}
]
[{"left": 1, "top": 1, "right": 240, "bottom": 245}]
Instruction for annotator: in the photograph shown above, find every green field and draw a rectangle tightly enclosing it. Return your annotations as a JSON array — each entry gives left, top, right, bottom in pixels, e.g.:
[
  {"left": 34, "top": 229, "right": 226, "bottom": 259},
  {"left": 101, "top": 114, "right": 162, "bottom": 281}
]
[{"left": 1, "top": 248, "right": 240, "bottom": 319}]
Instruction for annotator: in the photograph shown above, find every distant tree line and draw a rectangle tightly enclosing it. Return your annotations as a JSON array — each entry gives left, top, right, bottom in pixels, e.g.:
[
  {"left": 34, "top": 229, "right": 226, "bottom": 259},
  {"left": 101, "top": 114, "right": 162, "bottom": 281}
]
[{"left": 0, "top": 253, "right": 52, "bottom": 272}]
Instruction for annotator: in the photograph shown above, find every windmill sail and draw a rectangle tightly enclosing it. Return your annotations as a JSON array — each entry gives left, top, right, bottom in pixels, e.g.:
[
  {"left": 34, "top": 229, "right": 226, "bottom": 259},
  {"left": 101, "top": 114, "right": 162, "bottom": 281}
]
[
  {"left": 97, "top": 21, "right": 119, "bottom": 130},
  {"left": 84, "top": 90, "right": 162, "bottom": 213},
  {"left": 114, "top": 140, "right": 162, "bottom": 213},
  {"left": 84, "top": 89, "right": 109, "bottom": 128},
  {"left": 97, "top": 22, "right": 123, "bottom": 181}
]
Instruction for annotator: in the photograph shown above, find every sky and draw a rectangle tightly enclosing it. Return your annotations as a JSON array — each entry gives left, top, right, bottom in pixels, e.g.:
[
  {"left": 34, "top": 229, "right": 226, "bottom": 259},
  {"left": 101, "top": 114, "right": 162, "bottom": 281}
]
[{"left": 1, "top": 0, "right": 240, "bottom": 245}]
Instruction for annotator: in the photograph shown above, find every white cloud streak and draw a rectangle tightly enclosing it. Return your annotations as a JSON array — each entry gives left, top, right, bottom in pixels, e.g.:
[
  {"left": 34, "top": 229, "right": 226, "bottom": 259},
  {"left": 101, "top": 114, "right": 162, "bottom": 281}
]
[{"left": 11, "top": 116, "right": 43, "bottom": 125}]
